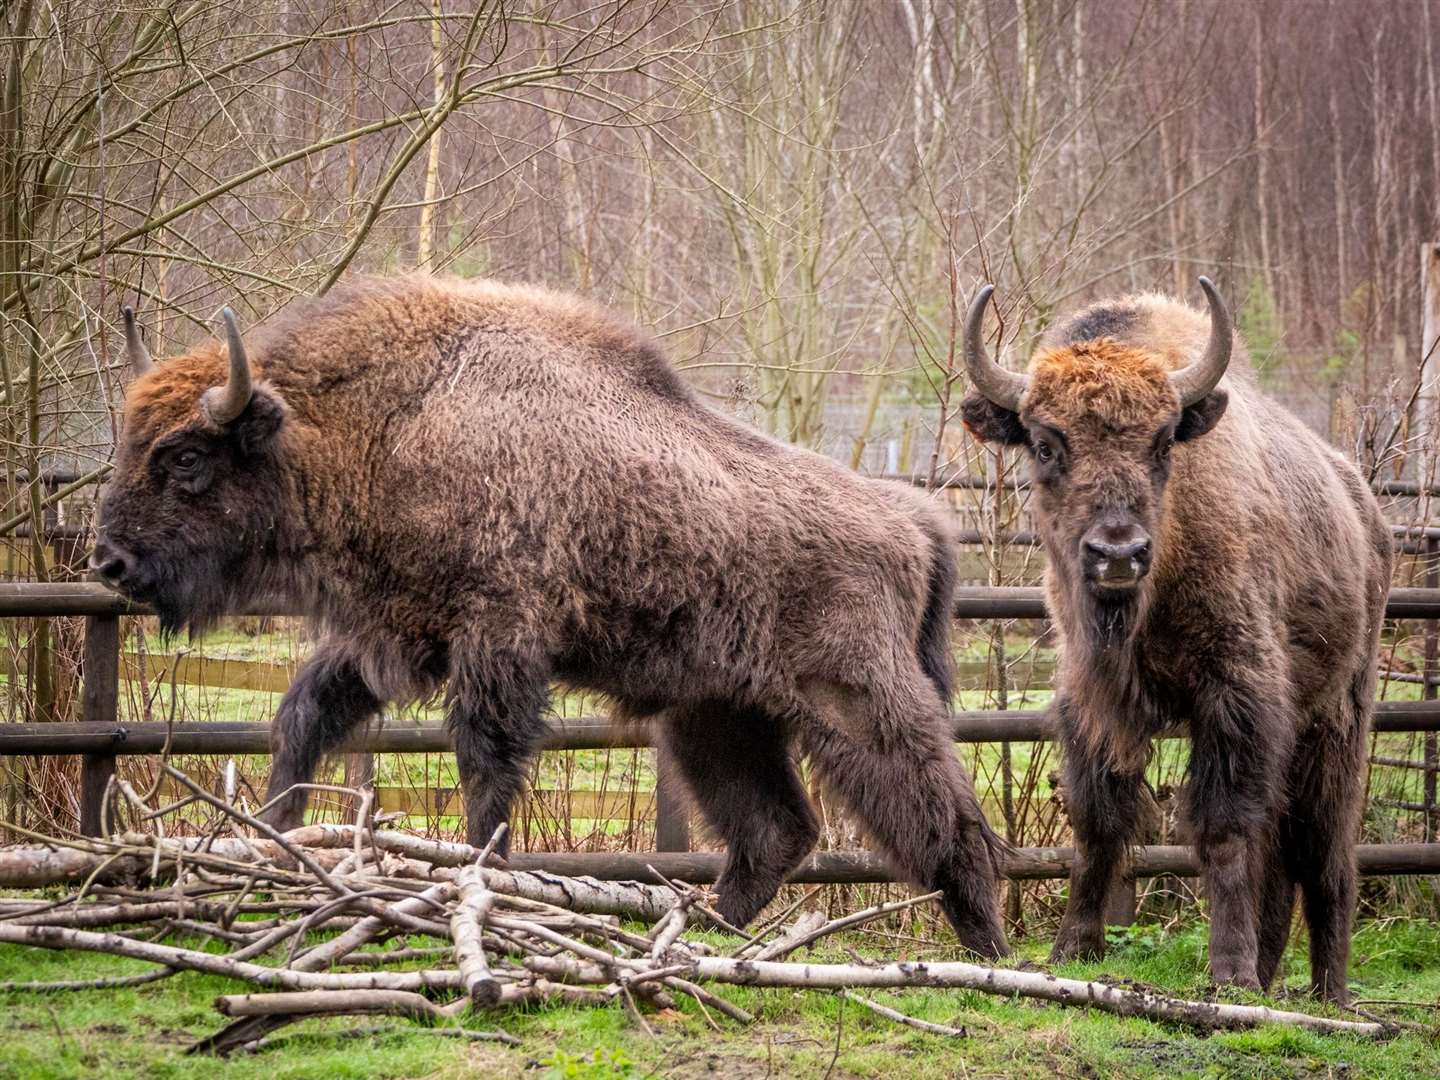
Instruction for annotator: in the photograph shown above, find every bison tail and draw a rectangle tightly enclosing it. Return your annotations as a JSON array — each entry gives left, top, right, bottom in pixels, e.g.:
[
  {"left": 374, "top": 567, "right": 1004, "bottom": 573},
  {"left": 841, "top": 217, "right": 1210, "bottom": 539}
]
[
  {"left": 978, "top": 811, "right": 1016, "bottom": 862},
  {"left": 921, "top": 518, "right": 1015, "bottom": 867},
  {"left": 917, "top": 516, "right": 960, "bottom": 708},
  {"left": 915, "top": 513, "right": 1013, "bottom": 870}
]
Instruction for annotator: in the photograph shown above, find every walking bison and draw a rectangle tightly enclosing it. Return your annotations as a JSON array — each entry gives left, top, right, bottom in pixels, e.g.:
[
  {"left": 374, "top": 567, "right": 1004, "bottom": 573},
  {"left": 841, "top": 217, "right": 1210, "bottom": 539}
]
[
  {"left": 92, "top": 276, "right": 1009, "bottom": 956},
  {"left": 959, "top": 278, "right": 1391, "bottom": 1001}
]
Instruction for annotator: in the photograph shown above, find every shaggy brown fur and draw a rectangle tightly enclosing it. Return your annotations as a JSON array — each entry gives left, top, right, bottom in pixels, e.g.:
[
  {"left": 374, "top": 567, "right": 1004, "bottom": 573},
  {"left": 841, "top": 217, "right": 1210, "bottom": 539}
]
[
  {"left": 92, "top": 275, "right": 1008, "bottom": 956},
  {"left": 961, "top": 290, "right": 1391, "bottom": 1002}
]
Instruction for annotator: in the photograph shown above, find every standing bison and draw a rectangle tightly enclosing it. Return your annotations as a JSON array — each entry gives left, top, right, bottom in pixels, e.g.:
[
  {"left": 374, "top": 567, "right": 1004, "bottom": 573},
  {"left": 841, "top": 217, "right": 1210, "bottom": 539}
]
[
  {"left": 960, "top": 279, "right": 1391, "bottom": 1001},
  {"left": 92, "top": 276, "right": 1008, "bottom": 956}
]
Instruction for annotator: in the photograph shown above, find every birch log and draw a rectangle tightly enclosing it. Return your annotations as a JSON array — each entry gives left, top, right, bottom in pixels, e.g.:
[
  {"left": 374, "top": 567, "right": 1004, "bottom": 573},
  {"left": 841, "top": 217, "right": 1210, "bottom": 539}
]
[
  {"left": 451, "top": 865, "right": 501, "bottom": 1007},
  {"left": 685, "top": 957, "right": 1386, "bottom": 1037}
]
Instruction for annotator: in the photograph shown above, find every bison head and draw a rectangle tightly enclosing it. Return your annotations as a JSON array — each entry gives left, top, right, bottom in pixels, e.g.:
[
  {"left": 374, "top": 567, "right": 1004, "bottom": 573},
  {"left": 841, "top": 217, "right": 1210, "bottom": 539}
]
[
  {"left": 959, "top": 279, "right": 1232, "bottom": 638},
  {"left": 91, "top": 308, "right": 293, "bottom": 635}
]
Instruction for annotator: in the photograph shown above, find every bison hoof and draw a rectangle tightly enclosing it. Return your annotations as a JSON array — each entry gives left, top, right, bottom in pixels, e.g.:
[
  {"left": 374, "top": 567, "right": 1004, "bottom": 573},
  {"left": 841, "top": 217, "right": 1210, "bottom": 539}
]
[
  {"left": 713, "top": 888, "right": 769, "bottom": 931},
  {"left": 1311, "top": 981, "right": 1350, "bottom": 1006},
  {"left": 959, "top": 928, "right": 1009, "bottom": 961},
  {"left": 1050, "top": 923, "right": 1105, "bottom": 963},
  {"left": 1210, "top": 958, "right": 1261, "bottom": 991}
]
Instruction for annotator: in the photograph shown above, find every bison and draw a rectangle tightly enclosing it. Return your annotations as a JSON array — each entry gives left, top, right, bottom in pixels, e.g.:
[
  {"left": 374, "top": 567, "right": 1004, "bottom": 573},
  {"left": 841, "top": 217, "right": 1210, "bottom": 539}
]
[
  {"left": 959, "top": 279, "right": 1391, "bottom": 1002},
  {"left": 92, "top": 275, "right": 1009, "bottom": 956}
]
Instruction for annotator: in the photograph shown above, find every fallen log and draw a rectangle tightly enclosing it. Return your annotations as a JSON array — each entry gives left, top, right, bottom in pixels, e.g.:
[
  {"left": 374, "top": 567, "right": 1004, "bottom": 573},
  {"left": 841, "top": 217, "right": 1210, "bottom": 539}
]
[
  {"left": 681, "top": 956, "right": 1387, "bottom": 1037},
  {"left": 452, "top": 866, "right": 502, "bottom": 1007},
  {"left": 291, "top": 824, "right": 681, "bottom": 918},
  {"left": 0, "top": 841, "right": 144, "bottom": 888},
  {"left": 6, "top": 835, "right": 1436, "bottom": 890},
  {"left": 0, "top": 922, "right": 466, "bottom": 993},
  {"left": 216, "top": 988, "right": 456, "bottom": 1022}
]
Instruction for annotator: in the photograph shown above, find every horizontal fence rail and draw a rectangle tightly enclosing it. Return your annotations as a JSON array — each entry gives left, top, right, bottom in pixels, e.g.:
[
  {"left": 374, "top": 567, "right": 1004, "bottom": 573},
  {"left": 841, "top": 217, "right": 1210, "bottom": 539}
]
[
  {"left": 5, "top": 700, "right": 1439, "bottom": 757},
  {"left": 0, "top": 582, "right": 276, "bottom": 618},
  {"left": 111, "top": 650, "right": 1051, "bottom": 695},
  {"left": 500, "top": 844, "right": 1440, "bottom": 883},
  {"left": 12, "top": 844, "right": 1433, "bottom": 891},
  {"left": 0, "top": 582, "right": 1438, "bottom": 884},
  {"left": 6, "top": 581, "right": 1440, "bottom": 622}
]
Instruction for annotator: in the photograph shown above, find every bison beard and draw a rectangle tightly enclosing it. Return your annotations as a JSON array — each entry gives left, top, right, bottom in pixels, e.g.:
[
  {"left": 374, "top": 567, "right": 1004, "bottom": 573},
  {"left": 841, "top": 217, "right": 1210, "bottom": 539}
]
[
  {"left": 93, "top": 277, "right": 1009, "bottom": 958},
  {"left": 960, "top": 280, "right": 1391, "bottom": 1003},
  {"left": 1081, "top": 589, "right": 1141, "bottom": 654}
]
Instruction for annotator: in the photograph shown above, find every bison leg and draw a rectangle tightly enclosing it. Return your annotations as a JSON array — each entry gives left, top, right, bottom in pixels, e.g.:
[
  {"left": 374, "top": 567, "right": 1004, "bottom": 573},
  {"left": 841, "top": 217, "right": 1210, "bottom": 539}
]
[
  {"left": 1253, "top": 827, "right": 1297, "bottom": 991},
  {"left": 794, "top": 677, "right": 1008, "bottom": 959},
  {"left": 263, "top": 644, "right": 383, "bottom": 832},
  {"left": 659, "top": 702, "right": 819, "bottom": 928},
  {"left": 1289, "top": 708, "right": 1367, "bottom": 1004},
  {"left": 1051, "top": 708, "right": 1144, "bottom": 963},
  {"left": 448, "top": 650, "right": 551, "bottom": 854},
  {"left": 1186, "top": 684, "right": 1291, "bottom": 992}
]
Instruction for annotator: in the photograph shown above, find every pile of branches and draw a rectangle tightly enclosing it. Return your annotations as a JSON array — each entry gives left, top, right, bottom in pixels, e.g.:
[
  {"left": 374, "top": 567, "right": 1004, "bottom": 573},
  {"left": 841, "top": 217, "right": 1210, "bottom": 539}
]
[{"left": 0, "top": 765, "right": 1401, "bottom": 1054}]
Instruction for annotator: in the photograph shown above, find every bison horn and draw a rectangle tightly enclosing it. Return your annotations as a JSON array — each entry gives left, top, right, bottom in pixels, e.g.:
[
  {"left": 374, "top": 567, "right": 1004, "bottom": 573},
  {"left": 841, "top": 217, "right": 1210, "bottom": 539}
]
[
  {"left": 963, "top": 285, "right": 1029, "bottom": 412},
  {"left": 202, "top": 308, "right": 254, "bottom": 425},
  {"left": 1169, "top": 276, "right": 1233, "bottom": 408},
  {"left": 122, "top": 306, "right": 153, "bottom": 375}
]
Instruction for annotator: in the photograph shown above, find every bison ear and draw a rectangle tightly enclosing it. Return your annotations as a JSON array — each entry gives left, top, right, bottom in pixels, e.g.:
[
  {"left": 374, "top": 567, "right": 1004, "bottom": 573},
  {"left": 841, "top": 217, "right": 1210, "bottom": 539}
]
[
  {"left": 960, "top": 392, "right": 1027, "bottom": 446},
  {"left": 1176, "top": 387, "right": 1228, "bottom": 442},
  {"left": 231, "top": 386, "right": 287, "bottom": 458}
]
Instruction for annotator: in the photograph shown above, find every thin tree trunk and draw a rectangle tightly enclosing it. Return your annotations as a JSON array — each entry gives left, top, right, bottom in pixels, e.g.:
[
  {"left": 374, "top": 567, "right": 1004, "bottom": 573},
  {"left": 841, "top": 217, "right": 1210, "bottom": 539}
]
[
  {"left": 416, "top": 0, "right": 445, "bottom": 273},
  {"left": 1253, "top": 9, "right": 1274, "bottom": 303}
]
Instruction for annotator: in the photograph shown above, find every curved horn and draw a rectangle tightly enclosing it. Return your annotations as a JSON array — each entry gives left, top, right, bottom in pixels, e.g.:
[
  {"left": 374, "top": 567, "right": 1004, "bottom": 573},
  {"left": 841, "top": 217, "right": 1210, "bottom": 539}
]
[
  {"left": 202, "top": 308, "right": 254, "bottom": 424},
  {"left": 963, "top": 285, "right": 1029, "bottom": 412},
  {"left": 121, "top": 306, "right": 153, "bottom": 375},
  {"left": 1169, "top": 276, "right": 1233, "bottom": 408}
]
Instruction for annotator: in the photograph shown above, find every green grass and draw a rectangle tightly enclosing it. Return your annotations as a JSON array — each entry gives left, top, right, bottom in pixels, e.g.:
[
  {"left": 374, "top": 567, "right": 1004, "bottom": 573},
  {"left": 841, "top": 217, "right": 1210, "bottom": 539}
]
[{"left": 0, "top": 918, "right": 1436, "bottom": 1079}]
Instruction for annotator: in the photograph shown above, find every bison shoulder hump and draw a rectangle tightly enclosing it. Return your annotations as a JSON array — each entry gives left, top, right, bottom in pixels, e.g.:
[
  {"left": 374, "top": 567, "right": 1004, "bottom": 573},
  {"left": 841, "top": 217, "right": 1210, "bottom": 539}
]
[{"left": 1051, "top": 302, "right": 1139, "bottom": 346}]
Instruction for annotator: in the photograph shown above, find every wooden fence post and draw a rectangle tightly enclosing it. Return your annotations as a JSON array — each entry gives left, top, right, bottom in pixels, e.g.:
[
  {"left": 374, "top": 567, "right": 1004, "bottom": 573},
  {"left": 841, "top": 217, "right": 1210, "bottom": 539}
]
[
  {"left": 654, "top": 755, "right": 690, "bottom": 853},
  {"left": 78, "top": 613, "right": 119, "bottom": 837},
  {"left": 1425, "top": 535, "right": 1438, "bottom": 843},
  {"left": 1424, "top": 246, "right": 1440, "bottom": 842},
  {"left": 1418, "top": 244, "right": 1440, "bottom": 482}
]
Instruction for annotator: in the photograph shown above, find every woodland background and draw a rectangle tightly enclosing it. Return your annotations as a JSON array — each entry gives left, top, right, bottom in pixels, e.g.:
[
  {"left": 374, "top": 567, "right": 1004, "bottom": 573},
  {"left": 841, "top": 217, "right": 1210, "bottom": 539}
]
[{"left": 5, "top": 0, "right": 1438, "bottom": 474}]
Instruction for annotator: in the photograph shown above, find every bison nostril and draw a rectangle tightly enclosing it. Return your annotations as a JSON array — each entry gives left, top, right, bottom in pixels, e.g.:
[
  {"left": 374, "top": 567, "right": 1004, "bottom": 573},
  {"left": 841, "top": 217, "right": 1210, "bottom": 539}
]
[
  {"left": 1085, "top": 538, "right": 1151, "bottom": 562},
  {"left": 95, "top": 556, "right": 128, "bottom": 582},
  {"left": 90, "top": 540, "right": 131, "bottom": 585}
]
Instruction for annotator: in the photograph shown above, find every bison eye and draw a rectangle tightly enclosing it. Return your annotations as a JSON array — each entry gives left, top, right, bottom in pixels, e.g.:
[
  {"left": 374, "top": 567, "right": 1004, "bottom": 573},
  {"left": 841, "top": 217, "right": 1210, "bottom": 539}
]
[
  {"left": 1034, "top": 440, "right": 1054, "bottom": 464},
  {"left": 1157, "top": 438, "right": 1174, "bottom": 461},
  {"left": 173, "top": 449, "right": 201, "bottom": 472}
]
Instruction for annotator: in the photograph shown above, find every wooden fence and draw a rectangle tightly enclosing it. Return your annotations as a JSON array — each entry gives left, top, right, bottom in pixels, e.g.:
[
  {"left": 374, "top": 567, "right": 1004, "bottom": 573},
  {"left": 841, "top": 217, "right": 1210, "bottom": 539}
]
[{"left": 0, "top": 580, "right": 1438, "bottom": 884}]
